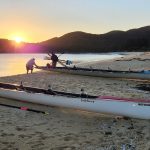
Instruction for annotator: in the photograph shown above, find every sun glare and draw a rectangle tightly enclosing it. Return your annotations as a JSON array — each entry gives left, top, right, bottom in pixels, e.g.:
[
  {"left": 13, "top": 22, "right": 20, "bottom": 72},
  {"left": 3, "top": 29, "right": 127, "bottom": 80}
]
[{"left": 15, "top": 37, "right": 23, "bottom": 43}]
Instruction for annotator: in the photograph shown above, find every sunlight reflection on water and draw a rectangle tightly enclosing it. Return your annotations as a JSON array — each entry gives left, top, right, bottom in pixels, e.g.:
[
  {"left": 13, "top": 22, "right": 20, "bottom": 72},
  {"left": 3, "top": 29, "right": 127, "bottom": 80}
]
[{"left": 0, "top": 53, "right": 122, "bottom": 77}]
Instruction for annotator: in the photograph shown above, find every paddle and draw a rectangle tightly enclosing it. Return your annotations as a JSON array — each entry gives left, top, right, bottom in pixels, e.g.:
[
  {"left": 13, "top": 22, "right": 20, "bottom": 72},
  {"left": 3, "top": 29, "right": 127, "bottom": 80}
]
[
  {"left": 0, "top": 103, "right": 48, "bottom": 114},
  {"left": 57, "top": 52, "right": 65, "bottom": 58},
  {"left": 44, "top": 56, "right": 66, "bottom": 62},
  {"left": 58, "top": 60, "right": 68, "bottom": 67}
]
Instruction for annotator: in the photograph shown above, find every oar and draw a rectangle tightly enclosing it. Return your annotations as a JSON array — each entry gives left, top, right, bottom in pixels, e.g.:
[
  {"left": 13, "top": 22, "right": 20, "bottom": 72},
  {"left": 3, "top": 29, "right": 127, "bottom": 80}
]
[
  {"left": 58, "top": 60, "right": 68, "bottom": 67},
  {"left": 57, "top": 52, "right": 65, "bottom": 58},
  {"left": 48, "top": 52, "right": 64, "bottom": 58},
  {"left": 47, "top": 53, "right": 52, "bottom": 57},
  {"left": 0, "top": 103, "right": 48, "bottom": 114},
  {"left": 44, "top": 56, "right": 66, "bottom": 62}
]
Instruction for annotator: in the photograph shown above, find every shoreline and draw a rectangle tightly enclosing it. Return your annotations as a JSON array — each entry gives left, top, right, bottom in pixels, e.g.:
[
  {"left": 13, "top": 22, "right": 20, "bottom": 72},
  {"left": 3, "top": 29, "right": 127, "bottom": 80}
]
[
  {"left": 0, "top": 52, "right": 150, "bottom": 149},
  {"left": 0, "top": 51, "right": 150, "bottom": 99}
]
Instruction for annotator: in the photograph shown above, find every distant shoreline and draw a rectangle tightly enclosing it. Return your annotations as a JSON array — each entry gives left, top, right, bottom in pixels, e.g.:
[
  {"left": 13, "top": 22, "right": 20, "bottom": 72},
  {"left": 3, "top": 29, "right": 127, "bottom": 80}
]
[{"left": 0, "top": 53, "right": 123, "bottom": 77}]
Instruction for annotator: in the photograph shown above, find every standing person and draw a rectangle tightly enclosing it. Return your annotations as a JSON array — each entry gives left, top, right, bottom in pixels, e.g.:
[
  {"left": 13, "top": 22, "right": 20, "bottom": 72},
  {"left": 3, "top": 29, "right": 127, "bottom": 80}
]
[
  {"left": 26, "top": 58, "right": 38, "bottom": 74},
  {"left": 50, "top": 52, "right": 58, "bottom": 68}
]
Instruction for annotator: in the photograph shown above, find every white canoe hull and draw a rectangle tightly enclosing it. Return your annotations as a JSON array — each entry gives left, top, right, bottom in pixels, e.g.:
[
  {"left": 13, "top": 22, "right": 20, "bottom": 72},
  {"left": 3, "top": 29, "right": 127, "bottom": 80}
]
[
  {"left": 0, "top": 88, "right": 149, "bottom": 119},
  {"left": 40, "top": 67, "right": 150, "bottom": 80}
]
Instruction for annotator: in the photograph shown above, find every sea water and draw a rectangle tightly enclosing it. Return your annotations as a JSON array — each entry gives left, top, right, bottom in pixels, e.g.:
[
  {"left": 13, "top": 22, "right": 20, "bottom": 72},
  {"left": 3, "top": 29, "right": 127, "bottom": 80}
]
[{"left": 0, "top": 53, "right": 123, "bottom": 77}]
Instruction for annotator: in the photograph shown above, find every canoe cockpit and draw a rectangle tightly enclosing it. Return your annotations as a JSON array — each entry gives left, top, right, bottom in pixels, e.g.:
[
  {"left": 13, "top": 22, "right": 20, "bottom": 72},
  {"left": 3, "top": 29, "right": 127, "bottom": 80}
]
[{"left": 0, "top": 82, "right": 98, "bottom": 99}]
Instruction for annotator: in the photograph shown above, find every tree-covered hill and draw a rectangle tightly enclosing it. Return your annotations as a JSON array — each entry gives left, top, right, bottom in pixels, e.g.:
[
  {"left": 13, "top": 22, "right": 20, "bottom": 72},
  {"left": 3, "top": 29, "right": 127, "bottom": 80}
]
[{"left": 0, "top": 26, "right": 150, "bottom": 53}]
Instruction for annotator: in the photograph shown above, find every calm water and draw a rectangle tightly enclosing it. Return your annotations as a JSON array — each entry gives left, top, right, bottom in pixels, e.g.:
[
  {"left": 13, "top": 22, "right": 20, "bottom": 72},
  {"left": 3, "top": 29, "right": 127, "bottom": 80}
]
[{"left": 0, "top": 53, "right": 123, "bottom": 77}]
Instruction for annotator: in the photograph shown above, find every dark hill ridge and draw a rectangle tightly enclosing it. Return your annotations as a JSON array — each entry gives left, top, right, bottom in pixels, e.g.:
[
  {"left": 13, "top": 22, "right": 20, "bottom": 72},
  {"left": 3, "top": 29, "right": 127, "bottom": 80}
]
[
  {"left": 0, "top": 26, "right": 150, "bottom": 53},
  {"left": 40, "top": 26, "right": 150, "bottom": 53}
]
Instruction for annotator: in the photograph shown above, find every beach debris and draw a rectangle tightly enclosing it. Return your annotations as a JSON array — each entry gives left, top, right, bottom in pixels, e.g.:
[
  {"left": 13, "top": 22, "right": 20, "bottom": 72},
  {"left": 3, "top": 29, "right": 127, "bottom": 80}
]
[
  {"left": 136, "top": 84, "right": 150, "bottom": 92},
  {"left": 114, "top": 116, "right": 128, "bottom": 120},
  {"left": 128, "top": 139, "right": 136, "bottom": 150},
  {"left": 128, "top": 126, "right": 134, "bottom": 130},
  {"left": 44, "top": 112, "right": 50, "bottom": 115},
  {"left": 99, "top": 122, "right": 112, "bottom": 135},
  {"left": 104, "top": 144, "right": 116, "bottom": 150},
  {"left": 109, "top": 145, "right": 117, "bottom": 150},
  {"left": 121, "top": 144, "right": 126, "bottom": 150},
  {"left": 123, "top": 117, "right": 130, "bottom": 120},
  {"left": 104, "top": 131, "right": 112, "bottom": 135},
  {"left": 115, "top": 116, "right": 123, "bottom": 120},
  {"left": 128, "top": 121, "right": 134, "bottom": 130},
  {"left": 121, "top": 140, "right": 136, "bottom": 150}
]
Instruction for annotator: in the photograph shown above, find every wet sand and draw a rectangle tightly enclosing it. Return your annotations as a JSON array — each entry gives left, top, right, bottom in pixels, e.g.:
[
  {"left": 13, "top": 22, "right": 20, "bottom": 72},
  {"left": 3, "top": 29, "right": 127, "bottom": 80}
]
[{"left": 0, "top": 52, "right": 150, "bottom": 149}]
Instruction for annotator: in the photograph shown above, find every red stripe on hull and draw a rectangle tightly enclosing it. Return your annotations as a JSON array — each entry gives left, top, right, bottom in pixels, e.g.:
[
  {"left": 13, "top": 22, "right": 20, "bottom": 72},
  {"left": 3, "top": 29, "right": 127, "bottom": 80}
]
[{"left": 98, "top": 96, "right": 150, "bottom": 103}]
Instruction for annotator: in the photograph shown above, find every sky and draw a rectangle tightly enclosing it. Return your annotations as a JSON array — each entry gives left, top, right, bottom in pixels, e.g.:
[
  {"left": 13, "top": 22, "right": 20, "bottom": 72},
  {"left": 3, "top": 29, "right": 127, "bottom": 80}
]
[{"left": 0, "top": 0, "right": 150, "bottom": 42}]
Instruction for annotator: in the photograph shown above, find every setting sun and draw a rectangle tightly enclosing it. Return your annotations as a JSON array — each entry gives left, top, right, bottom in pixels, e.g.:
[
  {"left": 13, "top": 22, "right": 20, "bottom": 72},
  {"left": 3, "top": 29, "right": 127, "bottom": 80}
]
[
  {"left": 15, "top": 37, "right": 23, "bottom": 43},
  {"left": 9, "top": 33, "right": 27, "bottom": 43}
]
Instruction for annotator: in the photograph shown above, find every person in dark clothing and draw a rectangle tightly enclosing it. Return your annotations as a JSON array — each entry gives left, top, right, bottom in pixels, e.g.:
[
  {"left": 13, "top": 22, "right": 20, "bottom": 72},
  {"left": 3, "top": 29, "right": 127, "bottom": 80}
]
[{"left": 51, "top": 52, "right": 58, "bottom": 68}]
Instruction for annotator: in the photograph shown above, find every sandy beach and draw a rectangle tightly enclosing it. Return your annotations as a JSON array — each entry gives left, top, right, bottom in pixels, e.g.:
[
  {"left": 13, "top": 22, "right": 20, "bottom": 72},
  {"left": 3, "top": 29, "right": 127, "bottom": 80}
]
[{"left": 0, "top": 52, "right": 150, "bottom": 150}]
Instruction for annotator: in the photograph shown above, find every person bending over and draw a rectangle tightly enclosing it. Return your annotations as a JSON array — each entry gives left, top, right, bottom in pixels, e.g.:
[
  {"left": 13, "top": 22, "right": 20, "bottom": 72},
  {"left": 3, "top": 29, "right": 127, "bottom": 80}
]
[{"left": 26, "top": 58, "right": 38, "bottom": 74}]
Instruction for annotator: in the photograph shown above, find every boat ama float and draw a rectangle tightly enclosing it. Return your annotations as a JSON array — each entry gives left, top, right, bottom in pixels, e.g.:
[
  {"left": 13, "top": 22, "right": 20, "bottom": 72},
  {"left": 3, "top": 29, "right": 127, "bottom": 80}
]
[{"left": 0, "top": 82, "right": 149, "bottom": 119}]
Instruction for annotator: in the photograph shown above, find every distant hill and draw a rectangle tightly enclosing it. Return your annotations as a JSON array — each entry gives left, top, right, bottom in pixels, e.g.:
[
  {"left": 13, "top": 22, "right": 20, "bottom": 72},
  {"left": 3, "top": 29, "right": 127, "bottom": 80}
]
[
  {"left": 40, "top": 26, "right": 150, "bottom": 53},
  {"left": 0, "top": 26, "right": 150, "bottom": 53}
]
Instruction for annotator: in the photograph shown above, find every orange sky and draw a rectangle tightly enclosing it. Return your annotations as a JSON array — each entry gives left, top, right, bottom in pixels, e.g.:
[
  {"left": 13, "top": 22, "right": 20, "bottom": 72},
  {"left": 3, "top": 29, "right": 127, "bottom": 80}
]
[{"left": 0, "top": 0, "right": 150, "bottom": 43}]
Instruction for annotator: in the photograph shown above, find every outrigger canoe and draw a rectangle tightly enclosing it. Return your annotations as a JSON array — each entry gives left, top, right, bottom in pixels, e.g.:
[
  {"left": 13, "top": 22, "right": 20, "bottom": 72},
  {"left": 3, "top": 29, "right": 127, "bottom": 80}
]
[
  {"left": 0, "top": 82, "right": 149, "bottom": 119},
  {"left": 37, "top": 66, "right": 150, "bottom": 80}
]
